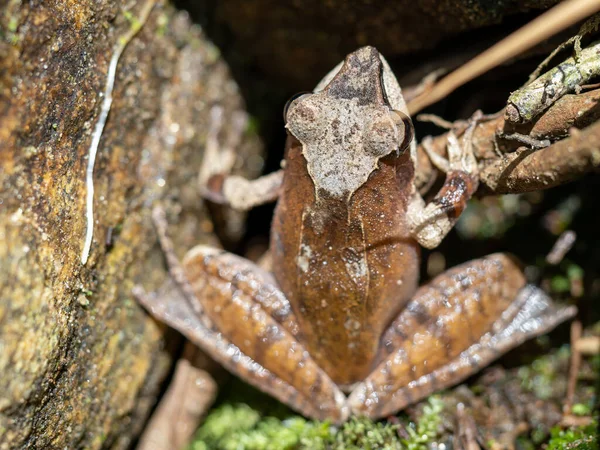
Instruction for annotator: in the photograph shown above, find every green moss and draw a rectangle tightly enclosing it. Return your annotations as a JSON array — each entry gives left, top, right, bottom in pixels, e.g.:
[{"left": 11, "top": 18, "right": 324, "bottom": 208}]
[
  {"left": 572, "top": 403, "right": 592, "bottom": 416},
  {"left": 401, "top": 396, "right": 444, "bottom": 450},
  {"left": 155, "top": 12, "right": 169, "bottom": 37},
  {"left": 517, "top": 345, "right": 570, "bottom": 400},
  {"left": 188, "top": 404, "right": 330, "bottom": 450},
  {"left": 546, "top": 419, "right": 599, "bottom": 450},
  {"left": 7, "top": 16, "right": 18, "bottom": 33},
  {"left": 333, "top": 417, "right": 400, "bottom": 450},
  {"left": 189, "top": 380, "right": 445, "bottom": 450},
  {"left": 550, "top": 275, "right": 570, "bottom": 294},
  {"left": 516, "top": 436, "right": 536, "bottom": 450},
  {"left": 246, "top": 116, "right": 261, "bottom": 136}
]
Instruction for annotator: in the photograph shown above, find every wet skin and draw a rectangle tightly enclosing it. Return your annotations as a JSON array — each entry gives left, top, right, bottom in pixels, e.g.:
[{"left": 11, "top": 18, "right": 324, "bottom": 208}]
[{"left": 137, "top": 46, "right": 576, "bottom": 423}]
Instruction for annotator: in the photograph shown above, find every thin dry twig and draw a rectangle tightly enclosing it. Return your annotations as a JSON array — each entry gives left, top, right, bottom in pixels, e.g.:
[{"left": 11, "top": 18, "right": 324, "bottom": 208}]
[
  {"left": 546, "top": 231, "right": 577, "bottom": 265},
  {"left": 407, "top": 0, "right": 600, "bottom": 114},
  {"left": 479, "top": 120, "right": 600, "bottom": 194},
  {"left": 416, "top": 113, "right": 456, "bottom": 129},
  {"left": 454, "top": 403, "right": 482, "bottom": 450},
  {"left": 574, "top": 336, "right": 600, "bottom": 354},
  {"left": 136, "top": 343, "right": 220, "bottom": 450},
  {"left": 564, "top": 320, "right": 583, "bottom": 415}
]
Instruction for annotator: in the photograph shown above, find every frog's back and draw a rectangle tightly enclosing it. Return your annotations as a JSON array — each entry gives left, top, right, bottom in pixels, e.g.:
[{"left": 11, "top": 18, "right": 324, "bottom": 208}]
[
  {"left": 271, "top": 46, "right": 420, "bottom": 385},
  {"left": 271, "top": 137, "right": 419, "bottom": 386}
]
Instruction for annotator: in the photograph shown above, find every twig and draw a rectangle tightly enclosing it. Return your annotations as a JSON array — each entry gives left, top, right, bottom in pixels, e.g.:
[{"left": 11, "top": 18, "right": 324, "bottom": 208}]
[
  {"left": 454, "top": 403, "right": 482, "bottom": 450},
  {"left": 574, "top": 336, "right": 600, "bottom": 354},
  {"left": 81, "top": 0, "right": 156, "bottom": 265},
  {"left": 416, "top": 113, "right": 456, "bottom": 129},
  {"left": 546, "top": 230, "right": 577, "bottom": 265},
  {"left": 479, "top": 119, "right": 600, "bottom": 194},
  {"left": 407, "top": 0, "right": 600, "bottom": 114},
  {"left": 414, "top": 89, "right": 600, "bottom": 194},
  {"left": 496, "top": 132, "right": 550, "bottom": 149},
  {"left": 561, "top": 414, "right": 597, "bottom": 427},
  {"left": 564, "top": 320, "right": 583, "bottom": 415},
  {"left": 136, "top": 343, "right": 219, "bottom": 450}
]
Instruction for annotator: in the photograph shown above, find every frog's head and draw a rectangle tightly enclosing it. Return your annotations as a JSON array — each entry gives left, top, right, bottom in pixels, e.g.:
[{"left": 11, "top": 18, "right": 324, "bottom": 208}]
[{"left": 284, "top": 46, "right": 414, "bottom": 201}]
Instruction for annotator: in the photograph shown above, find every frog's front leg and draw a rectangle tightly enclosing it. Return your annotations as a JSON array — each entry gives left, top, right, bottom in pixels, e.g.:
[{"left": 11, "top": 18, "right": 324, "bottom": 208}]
[
  {"left": 348, "top": 254, "right": 576, "bottom": 419},
  {"left": 202, "top": 169, "right": 283, "bottom": 211},
  {"left": 407, "top": 115, "right": 480, "bottom": 249},
  {"left": 196, "top": 104, "right": 284, "bottom": 211},
  {"left": 137, "top": 207, "right": 348, "bottom": 423}
]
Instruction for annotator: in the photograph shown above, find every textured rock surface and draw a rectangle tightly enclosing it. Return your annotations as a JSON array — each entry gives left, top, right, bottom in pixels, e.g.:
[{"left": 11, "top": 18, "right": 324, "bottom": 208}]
[{"left": 0, "top": 1, "right": 262, "bottom": 448}]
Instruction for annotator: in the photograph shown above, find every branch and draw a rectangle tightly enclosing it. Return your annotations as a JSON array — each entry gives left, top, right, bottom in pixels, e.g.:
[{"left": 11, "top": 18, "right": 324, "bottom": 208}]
[
  {"left": 415, "top": 88, "right": 600, "bottom": 195},
  {"left": 479, "top": 120, "right": 600, "bottom": 193}
]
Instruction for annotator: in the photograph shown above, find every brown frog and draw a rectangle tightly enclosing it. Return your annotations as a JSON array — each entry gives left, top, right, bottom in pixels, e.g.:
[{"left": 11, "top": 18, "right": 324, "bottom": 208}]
[{"left": 137, "top": 46, "right": 576, "bottom": 423}]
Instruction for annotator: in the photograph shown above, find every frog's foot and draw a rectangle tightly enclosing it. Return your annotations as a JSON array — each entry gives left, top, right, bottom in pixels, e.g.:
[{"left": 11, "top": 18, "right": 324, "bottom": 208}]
[
  {"left": 421, "top": 111, "right": 481, "bottom": 176},
  {"left": 137, "top": 248, "right": 348, "bottom": 422},
  {"left": 408, "top": 113, "right": 482, "bottom": 249},
  {"left": 348, "top": 254, "right": 576, "bottom": 419},
  {"left": 137, "top": 208, "right": 348, "bottom": 423}
]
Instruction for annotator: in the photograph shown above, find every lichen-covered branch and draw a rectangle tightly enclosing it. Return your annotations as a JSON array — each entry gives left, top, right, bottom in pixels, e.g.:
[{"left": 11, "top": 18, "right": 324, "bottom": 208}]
[{"left": 505, "top": 40, "right": 600, "bottom": 124}]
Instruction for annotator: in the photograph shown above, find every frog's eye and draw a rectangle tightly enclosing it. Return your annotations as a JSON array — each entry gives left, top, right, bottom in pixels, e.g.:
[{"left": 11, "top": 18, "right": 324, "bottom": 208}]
[
  {"left": 365, "top": 110, "right": 414, "bottom": 158},
  {"left": 365, "top": 117, "right": 397, "bottom": 157},
  {"left": 285, "top": 94, "right": 324, "bottom": 143},
  {"left": 391, "top": 109, "right": 414, "bottom": 153},
  {"left": 283, "top": 92, "right": 312, "bottom": 123}
]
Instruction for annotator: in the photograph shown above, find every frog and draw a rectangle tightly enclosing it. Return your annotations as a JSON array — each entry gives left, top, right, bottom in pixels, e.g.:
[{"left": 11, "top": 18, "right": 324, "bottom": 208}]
[{"left": 135, "top": 46, "right": 576, "bottom": 424}]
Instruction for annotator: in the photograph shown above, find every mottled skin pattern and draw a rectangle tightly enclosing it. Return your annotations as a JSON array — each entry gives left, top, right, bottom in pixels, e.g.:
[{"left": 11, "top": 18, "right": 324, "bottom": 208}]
[{"left": 137, "top": 46, "right": 576, "bottom": 424}]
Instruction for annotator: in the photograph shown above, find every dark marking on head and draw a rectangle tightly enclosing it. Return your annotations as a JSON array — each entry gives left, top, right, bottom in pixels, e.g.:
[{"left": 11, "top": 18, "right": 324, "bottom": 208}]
[{"left": 325, "top": 46, "right": 385, "bottom": 106}]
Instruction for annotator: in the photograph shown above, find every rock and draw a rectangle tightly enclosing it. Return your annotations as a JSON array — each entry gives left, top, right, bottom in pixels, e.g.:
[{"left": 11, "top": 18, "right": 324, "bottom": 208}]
[{"left": 0, "top": 2, "right": 262, "bottom": 448}]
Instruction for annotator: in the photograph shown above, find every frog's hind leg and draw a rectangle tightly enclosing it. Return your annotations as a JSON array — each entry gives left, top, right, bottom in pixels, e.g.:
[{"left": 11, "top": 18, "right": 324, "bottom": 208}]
[
  {"left": 348, "top": 253, "right": 576, "bottom": 419},
  {"left": 136, "top": 206, "right": 348, "bottom": 423}
]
